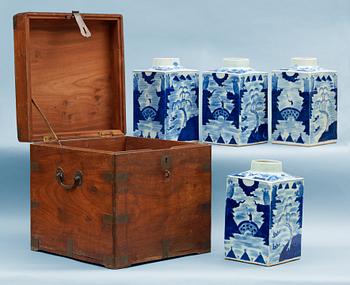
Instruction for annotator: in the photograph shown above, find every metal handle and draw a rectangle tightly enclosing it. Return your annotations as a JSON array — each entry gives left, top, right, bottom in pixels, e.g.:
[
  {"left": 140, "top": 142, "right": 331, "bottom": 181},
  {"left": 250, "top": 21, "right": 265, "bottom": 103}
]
[{"left": 56, "top": 167, "right": 83, "bottom": 191}]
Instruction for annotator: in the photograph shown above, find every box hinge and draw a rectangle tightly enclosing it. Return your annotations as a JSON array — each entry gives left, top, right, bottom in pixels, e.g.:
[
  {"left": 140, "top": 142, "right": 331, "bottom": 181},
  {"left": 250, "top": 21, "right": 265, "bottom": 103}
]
[
  {"left": 102, "top": 214, "right": 129, "bottom": 225},
  {"left": 43, "top": 135, "right": 55, "bottom": 143},
  {"left": 98, "top": 130, "right": 121, "bottom": 138},
  {"left": 72, "top": 11, "right": 91, "bottom": 38}
]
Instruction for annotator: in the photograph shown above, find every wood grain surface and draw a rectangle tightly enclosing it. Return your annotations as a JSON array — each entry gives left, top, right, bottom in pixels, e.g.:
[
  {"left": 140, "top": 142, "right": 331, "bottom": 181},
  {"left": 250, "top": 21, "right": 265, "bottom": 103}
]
[
  {"left": 31, "top": 138, "right": 211, "bottom": 268},
  {"left": 14, "top": 12, "right": 125, "bottom": 142}
]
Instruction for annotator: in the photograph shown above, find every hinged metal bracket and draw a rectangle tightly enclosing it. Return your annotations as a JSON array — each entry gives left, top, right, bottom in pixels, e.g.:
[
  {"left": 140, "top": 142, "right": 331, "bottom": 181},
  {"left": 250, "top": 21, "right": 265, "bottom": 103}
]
[
  {"left": 98, "top": 131, "right": 119, "bottom": 137},
  {"left": 43, "top": 135, "right": 54, "bottom": 142},
  {"left": 72, "top": 11, "right": 91, "bottom": 38}
]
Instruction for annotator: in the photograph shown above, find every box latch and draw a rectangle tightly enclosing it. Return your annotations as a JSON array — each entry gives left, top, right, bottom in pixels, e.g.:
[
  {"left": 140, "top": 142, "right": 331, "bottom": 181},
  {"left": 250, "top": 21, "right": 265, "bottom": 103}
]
[
  {"left": 161, "top": 154, "right": 171, "bottom": 179},
  {"left": 72, "top": 11, "right": 91, "bottom": 38}
]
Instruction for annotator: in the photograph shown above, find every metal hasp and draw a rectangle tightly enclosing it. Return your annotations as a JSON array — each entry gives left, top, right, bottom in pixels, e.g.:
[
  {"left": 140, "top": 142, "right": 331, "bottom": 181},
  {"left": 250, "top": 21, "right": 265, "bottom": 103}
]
[
  {"left": 72, "top": 11, "right": 91, "bottom": 38},
  {"left": 161, "top": 154, "right": 171, "bottom": 179}
]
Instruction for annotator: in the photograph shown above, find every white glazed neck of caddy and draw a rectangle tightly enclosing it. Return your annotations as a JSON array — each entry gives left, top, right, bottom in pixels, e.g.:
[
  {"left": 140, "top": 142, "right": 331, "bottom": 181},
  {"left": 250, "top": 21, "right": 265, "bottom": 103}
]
[
  {"left": 152, "top": 57, "right": 182, "bottom": 70},
  {"left": 223, "top": 58, "right": 250, "bottom": 68},
  {"left": 250, "top": 159, "right": 283, "bottom": 173},
  {"left": 218, "top": 58, "right": 253, "bottom": 72},
  {"left": 291, "top": 57, "right": 319, "bottom": 71}
]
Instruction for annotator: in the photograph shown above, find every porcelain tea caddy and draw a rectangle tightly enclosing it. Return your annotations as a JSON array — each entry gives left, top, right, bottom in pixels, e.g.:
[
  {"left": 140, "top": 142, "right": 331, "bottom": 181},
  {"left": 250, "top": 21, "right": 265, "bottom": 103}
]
[
  {"left": 133, "top": 57, "right": 199, "bottom": 141},
  {"left": 271, "top": 57, "right": 337, "bottom": 146},
  {"left": 202, "top": 58, "right": 268, "bottom": 146},
  {"left": 224, "top": 159, "right": 304, "bottom": 266}
]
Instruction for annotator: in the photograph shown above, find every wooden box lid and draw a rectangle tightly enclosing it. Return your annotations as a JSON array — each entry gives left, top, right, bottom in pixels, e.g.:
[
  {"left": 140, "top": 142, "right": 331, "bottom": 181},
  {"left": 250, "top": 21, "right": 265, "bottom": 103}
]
[{"left": 14, "top": 12, "right": 126, "bottom": 142}]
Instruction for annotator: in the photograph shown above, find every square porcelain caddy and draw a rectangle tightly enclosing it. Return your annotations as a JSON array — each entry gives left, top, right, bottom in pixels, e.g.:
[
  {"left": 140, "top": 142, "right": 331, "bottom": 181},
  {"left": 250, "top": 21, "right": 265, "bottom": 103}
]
[
  {"left": 271, "top": 57, "right": 337, "bottom": 146},
  {"left": 224, "top": 160, "right": 304, "bottom": 266},
  {"left": 133, "top": 58, "right": 199, "bottom": 141},
  {"left": 14, "top": 12, "right": 211, "bottom": 269},
  {"left": 202, "top": 58, "right": 268, "bottom": 146}
]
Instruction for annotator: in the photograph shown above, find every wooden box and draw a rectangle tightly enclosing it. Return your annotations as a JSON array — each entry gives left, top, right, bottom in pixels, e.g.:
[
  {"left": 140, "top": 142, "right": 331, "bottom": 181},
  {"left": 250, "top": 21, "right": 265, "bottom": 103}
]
[{"left": 14, "top": 12, "right": 211, "bottom": 268}]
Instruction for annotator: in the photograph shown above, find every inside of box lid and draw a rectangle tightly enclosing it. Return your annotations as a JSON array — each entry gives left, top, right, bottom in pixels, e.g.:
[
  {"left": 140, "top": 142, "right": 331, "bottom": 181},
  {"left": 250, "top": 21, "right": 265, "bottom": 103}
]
[{"left": 25, "top": 14, "right": 125, "bottom": 141}]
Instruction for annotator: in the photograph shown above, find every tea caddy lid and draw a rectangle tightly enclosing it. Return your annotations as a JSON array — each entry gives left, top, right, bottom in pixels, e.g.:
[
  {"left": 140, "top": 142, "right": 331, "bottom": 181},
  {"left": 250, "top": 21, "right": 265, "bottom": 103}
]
[
  {"left": 223, "top": 57, "right": 250, "bottom": 68},
  {"left": 250, "top": 159, "right": 283, "bottom": 173},
  {"left": 291, "top": 57, "right": 318, "bottom": 67}
]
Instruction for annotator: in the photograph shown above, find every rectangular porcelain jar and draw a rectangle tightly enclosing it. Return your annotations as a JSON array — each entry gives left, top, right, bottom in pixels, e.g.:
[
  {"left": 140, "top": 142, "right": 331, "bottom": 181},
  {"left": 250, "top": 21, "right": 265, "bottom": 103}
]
[
  {"left": 133, "top": 58, "right": 199, "bottom": 141},
  {"left": 224, "top": 160, "right": 304, "bottom": 266},
  {"left": 271, "top": 57, "right": 337, "bottom": 146},
  {"left": 202, "top": 58, "right": 268, "bottom": 146}
]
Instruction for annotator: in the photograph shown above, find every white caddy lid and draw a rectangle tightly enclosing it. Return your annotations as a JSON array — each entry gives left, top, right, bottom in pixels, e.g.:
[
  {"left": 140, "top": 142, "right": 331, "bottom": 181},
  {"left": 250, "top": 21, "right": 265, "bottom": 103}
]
[
  {"left": 291, "top": 57, "right": 318, "bottom": 67},
  {"left": 223, "top": 57, "right": 250, "bottom": 68},
  {"left": 250, "top": 159, "right": 283, "bottom": 173},
  {"left": 152, "top": 57, "right": 180, "bottom": 68}
]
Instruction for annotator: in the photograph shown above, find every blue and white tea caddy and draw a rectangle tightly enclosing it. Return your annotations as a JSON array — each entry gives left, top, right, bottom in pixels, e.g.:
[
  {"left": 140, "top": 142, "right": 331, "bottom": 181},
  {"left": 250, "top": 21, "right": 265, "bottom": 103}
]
[
  {"left": 202, "top": 58, "right": 268, "bottom": 146},
  {"left": 224, "top": 159, "right": 304, "bottom": 266},
  {"left": 272, "top": 57, "right": 337, "bottom": 146},
  {"left": 133, "top": 58, "right": 199, "bottom": 141}
]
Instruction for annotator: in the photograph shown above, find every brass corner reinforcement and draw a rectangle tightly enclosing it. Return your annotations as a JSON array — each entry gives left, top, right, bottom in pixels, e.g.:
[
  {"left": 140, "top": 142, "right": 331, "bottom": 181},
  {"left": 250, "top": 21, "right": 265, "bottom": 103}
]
[
  {"left": 13, "top": 15, "right": 17, "bottom": 30},
  {"left": 30, "top": 161, "right": 40, "bottom": 172},
  {"left": 31, "top": 237, "right": 39, "bottom": 251},
  {"left": 31, "top": 200, "right": 39, "bottom": 209},
  {"left": 102, "top": 214, "right": 129, "bottom": 225},
  {"left": 103, "top": 255, "right": 129, "bottom": 269},
  {"left": 66, "top": 239, "right": 74, "bottom": 257},
  {"left": 102, "top": 172, "right": 129, "bottom": 193},
  {"left": 102, "top": 172, "right": 129, "bottom": 183},
  {"left": 162, "top": 240, "right": 170, "bottom": 258},
  {"left": 103, "top": 255, "right": 115, "bottom": 268},
  {"left": 201, "top": 161, "right": 211, "bottom": 172}
]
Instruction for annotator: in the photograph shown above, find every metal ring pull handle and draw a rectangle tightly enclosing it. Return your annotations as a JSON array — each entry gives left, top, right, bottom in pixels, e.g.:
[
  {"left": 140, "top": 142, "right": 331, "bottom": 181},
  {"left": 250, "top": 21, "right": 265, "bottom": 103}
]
[{"left": 56, "top": 167, "right": 83, "bottom": 191}]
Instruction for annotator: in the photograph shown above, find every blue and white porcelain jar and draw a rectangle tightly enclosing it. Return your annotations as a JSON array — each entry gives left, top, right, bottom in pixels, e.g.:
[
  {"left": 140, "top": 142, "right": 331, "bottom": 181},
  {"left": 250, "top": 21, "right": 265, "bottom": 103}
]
[
  {"left": 133, "top": 58, "right": 199, "bottom": 141},
  {"left": 272, "top": 57, "right": 337, "bottom": 146},
  {"left": 202, "top": 58, "right": 268, "bottom": 146},
  {"left": 224, "top": 159, "right": 304, "bottom": 266}
]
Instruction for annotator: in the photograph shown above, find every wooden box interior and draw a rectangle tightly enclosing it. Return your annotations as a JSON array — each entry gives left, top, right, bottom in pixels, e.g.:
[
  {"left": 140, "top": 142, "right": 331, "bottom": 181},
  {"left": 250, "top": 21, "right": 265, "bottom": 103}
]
[
  {"left": 14, "top": 13, "right": 125, "bottom": 142},
  {"left": 49, "top": 136, "right": 189, "bottom": 153}
]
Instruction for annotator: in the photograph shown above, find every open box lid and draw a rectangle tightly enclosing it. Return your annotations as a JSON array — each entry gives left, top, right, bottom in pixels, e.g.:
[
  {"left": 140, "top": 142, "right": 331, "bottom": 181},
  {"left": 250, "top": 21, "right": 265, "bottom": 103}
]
[{"left": 14, "top": 12, "right": 126, "bottom": 142}]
